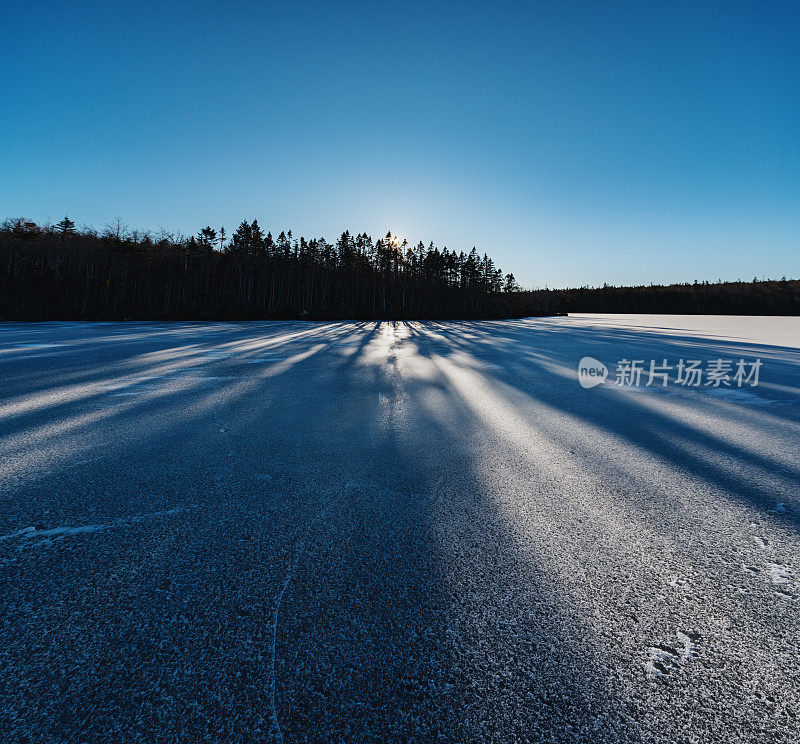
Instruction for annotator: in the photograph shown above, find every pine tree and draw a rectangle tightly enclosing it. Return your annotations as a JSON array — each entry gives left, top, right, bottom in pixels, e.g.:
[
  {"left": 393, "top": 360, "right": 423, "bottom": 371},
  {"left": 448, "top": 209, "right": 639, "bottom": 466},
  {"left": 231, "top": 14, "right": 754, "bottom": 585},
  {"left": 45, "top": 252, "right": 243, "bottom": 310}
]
[
  {"left": 56, "top": 216, "right": 76, "bottom": 235},
  {"left": 197, "top": 226, "right": 217, "bottom": 249}
]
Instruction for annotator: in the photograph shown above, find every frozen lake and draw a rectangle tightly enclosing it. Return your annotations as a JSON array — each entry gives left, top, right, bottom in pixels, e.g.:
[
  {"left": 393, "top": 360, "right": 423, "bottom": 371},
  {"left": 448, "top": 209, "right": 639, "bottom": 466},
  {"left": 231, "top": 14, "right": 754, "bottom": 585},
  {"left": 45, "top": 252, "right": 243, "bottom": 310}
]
[{"left": 1, "top": 315, "right": 799, "bottom": 742}]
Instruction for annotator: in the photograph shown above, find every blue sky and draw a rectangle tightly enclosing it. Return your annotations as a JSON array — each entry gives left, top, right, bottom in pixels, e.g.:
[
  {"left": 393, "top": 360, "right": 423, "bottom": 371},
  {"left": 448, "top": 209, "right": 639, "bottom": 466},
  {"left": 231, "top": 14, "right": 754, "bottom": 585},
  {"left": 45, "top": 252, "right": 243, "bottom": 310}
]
[{"left": 2, "top": 0, "right": 798, "bottom": 288}]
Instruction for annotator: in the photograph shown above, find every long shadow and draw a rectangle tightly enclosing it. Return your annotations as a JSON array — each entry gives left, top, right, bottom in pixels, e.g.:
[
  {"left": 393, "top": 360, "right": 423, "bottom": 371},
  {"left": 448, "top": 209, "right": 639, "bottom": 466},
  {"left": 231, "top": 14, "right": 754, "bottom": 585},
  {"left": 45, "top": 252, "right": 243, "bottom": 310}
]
[
  {"left": 0, "top": 321, "right": 393, "bottom": 740},
  {"left": 3, "top": 318, "right": 799, "bottom": 742},
  {"left": 0, "top": 321, "right": 373, "bottom": 438},
  {"left": 405, "top": 320, "right": 800, "bottom": 533},
  {"left": 1, "top": 319, "right": 644, "bottom": 742},
  {"left": 271, "top": 323, "right": 638, "bottom": 742}
]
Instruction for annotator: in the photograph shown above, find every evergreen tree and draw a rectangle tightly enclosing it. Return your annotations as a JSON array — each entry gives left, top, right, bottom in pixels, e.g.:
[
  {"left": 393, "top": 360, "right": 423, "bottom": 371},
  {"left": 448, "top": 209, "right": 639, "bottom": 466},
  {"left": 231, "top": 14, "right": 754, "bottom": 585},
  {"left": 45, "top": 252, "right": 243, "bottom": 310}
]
[
  {"left": 197, "top": 226, "right": 217, "bottom": 249},
  {"left": 55, "top": 216, "right": 76, "bottom": 235}
]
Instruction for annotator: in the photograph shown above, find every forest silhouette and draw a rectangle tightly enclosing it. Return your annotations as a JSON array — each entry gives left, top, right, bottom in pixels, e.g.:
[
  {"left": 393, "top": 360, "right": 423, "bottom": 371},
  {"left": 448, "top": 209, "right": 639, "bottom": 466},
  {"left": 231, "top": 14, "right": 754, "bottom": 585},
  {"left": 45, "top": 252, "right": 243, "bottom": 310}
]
[{"left": 1, "top": 217, "right": 797, "bottom": 320}]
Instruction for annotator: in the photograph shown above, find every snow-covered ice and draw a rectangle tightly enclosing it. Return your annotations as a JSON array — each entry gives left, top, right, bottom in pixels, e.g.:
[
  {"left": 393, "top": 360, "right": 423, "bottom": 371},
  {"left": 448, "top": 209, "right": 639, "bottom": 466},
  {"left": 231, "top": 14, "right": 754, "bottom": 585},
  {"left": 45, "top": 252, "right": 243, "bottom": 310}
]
[{"left": 0, "top": 315, "right": 798, "bottom": 743}]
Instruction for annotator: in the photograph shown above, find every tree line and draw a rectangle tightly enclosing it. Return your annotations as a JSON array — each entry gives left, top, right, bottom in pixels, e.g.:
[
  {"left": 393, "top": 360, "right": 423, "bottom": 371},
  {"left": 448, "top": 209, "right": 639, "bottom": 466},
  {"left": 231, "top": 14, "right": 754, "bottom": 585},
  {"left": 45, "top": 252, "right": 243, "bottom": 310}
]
[
  {"left": 1, "top": 216, "right": 796, "bottom": 319},
  {"left": 525, "top": 277, "right": 800, "bottom": 315},
  {"left": 0, "top": 217, "right": 536, "bottom": 320}
]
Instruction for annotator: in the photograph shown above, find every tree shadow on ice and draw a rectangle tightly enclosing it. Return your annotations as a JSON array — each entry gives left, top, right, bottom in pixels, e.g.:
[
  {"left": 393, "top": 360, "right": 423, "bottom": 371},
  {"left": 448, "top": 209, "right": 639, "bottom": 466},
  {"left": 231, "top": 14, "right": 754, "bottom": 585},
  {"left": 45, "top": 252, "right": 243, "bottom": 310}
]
[
  {"left": 409, "top": 320, "right": 800, "bottom": 530},
  {"left": 272, "top": 326, "right": 640, "bottom": 743}
]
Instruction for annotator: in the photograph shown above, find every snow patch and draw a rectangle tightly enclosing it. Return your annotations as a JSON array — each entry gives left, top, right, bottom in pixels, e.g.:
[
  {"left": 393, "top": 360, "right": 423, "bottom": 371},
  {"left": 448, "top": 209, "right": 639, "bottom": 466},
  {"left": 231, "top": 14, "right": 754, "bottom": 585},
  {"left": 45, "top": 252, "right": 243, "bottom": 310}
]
[{"left": 0, "top": 506, "right": 190, "bottom": 549}]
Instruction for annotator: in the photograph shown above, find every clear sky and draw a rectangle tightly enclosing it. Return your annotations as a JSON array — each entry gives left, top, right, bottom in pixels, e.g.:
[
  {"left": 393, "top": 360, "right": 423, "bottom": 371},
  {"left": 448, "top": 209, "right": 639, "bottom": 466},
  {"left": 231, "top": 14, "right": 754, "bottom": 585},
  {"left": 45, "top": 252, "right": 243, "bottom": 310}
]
[{"left": 2, "top": 0, "right": 798, "bottom": 288}]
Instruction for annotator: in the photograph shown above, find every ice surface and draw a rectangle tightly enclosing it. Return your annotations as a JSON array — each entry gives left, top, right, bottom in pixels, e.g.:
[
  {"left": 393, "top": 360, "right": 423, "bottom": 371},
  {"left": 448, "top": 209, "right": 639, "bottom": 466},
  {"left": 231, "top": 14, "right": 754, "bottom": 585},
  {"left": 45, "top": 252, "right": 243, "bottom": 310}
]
[{"left": 0, "top": 316, "right": 798, "bottom": 742}]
